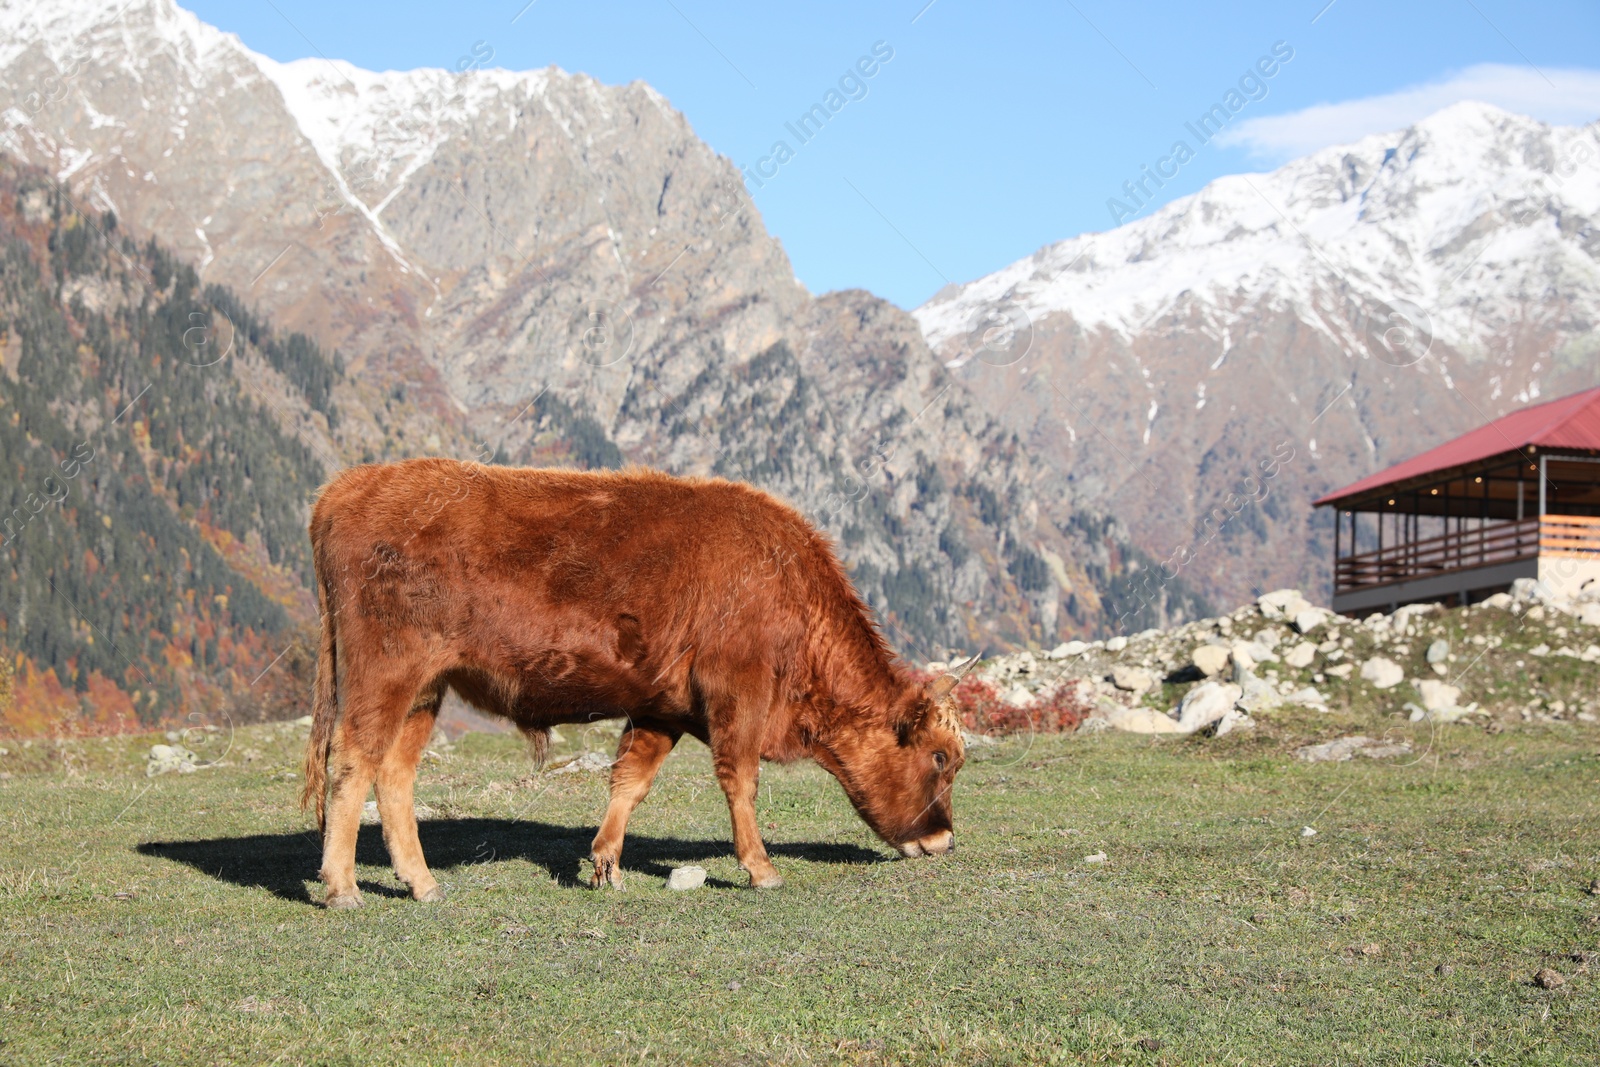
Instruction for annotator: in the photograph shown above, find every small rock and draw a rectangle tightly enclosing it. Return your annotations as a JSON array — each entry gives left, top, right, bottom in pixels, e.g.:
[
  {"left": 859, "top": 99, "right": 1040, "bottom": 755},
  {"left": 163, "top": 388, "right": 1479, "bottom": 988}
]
[
  {"left": 1480, "top": 592, "right": 1514, "bottom": 610},
  {"left": 1579, "top": 602, "right": 1600, "bottom": 627},
  {"left": 1084, "top": 852, "right": 1107, "bottom": 864},
  {"left": 1300, "top": 826, "right": 1318, "bottom": 838},
  {"left": 1587, "top": 878, "right": 1600, "bottom": 896},
  {"left": 1435, "top": 963, "right": 1454, "bottom": 977},
  {"left": 1048, "top": 641, "right": 1089, "bottom": 660},
  {"left": 1191, "top": 644, "right": 1231, "bottom": 677},
  {"left": 293, "top": 715, "right": 314, "bottom": 727},
  {"left": 1426, "top": 639, "right": 1450, "bottom": 664},
  {"left": 1111, "top": 665, "right": 1156, "bottom": 694},
  {"left": 1324, "top": 662, "right": 1355, "bottom": 679},
  {"left": 1359, "top": 657, "right": 1404, "bottom": 689},
  {"left": 726, "top": 980, "right": 741, "bottom": 991},
  {"left": 666, "top": 866, "right": 708, "bottom": 891},
  {"left": 548, "top": 751, "right": 615, "bottom": 775},
  {"left": 1534, "top": 968, "right": 1565, "bottom": 989},
  {"left": 1136, "top": 1038, "right": 1162, "bottom": 1053},
  {"left": 1105, "top": 635, "right": 1128, "bottom": 652},
  {"left": 1284, "top": 641, "right": 1317, "bottom": 669},
  {"left": 960, "top": 729, "right": 998, "bottom": 747}
]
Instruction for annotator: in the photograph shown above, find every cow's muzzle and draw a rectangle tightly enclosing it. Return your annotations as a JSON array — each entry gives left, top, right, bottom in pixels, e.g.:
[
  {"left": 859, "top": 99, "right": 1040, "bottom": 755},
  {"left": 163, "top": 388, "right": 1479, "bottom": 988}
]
[{"left": 899, "top": 830, "right": 954, "bottom": 857}]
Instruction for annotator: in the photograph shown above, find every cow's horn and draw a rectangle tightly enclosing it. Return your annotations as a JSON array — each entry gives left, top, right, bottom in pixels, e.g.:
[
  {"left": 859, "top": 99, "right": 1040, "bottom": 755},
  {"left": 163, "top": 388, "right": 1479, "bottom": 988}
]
[{"left": 945, "top": 653, "right": 981, "bottom": 680}]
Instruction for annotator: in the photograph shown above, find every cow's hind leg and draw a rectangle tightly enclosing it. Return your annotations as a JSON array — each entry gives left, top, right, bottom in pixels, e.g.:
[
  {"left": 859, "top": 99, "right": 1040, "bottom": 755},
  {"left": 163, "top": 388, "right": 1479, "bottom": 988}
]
[
  {"left": 375, "top": 689, "right": 444, "bottom": 902},
  {"left": 320, "top": 667, "right": 424, "bottom": 909},
  {"left": 589, "top": 721, "right": 680, "bottom": 889}
]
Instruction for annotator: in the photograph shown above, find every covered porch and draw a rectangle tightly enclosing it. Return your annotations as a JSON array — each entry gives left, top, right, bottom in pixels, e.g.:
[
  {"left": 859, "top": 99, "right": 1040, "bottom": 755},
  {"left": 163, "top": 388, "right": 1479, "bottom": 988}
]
[{"left": 1316, "top": 387, "right": 1600, "bottom": 616}]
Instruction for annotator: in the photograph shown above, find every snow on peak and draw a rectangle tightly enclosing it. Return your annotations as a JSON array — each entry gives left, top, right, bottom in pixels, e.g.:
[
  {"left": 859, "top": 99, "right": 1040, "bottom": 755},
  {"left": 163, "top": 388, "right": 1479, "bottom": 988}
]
[
  {"left": 915, "top": 103, "right": 1600, "bottom": 358},
  {"left": 0, "top": 0, "right": 239, "bottom": 79}
]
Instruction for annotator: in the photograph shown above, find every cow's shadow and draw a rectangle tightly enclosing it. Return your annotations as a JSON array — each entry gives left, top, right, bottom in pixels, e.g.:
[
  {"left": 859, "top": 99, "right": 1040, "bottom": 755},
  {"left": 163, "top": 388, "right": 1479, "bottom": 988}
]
[{"left": 136, "top": 818, "right": 886, "bottom": 904}]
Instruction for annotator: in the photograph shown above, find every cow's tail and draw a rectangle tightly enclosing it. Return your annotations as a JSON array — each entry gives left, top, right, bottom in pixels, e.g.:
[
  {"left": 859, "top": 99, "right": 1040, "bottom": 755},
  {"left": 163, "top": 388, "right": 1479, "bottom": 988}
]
[{"left": 300, "top": 576, "right": 338, "bottom": 835}]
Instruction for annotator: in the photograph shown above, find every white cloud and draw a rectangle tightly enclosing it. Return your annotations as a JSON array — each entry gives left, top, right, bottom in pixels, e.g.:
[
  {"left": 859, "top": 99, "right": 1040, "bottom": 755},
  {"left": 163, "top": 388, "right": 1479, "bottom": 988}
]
[{"left": 1217, "top": 64, "right": 1600, "bottom": 161}]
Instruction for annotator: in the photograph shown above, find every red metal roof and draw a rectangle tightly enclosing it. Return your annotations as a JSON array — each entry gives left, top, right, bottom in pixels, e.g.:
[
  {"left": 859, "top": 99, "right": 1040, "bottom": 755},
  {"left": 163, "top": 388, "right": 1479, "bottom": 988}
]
[{"left": 1315, "top": 385, "right": 1600, "bottom": 506}]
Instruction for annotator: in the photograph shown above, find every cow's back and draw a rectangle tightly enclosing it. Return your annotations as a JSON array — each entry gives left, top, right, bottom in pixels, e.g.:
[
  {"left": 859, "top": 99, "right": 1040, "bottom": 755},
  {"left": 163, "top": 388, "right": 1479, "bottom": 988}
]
[{"left": 311, "top": 459, "right": 831, "bottom": 687}]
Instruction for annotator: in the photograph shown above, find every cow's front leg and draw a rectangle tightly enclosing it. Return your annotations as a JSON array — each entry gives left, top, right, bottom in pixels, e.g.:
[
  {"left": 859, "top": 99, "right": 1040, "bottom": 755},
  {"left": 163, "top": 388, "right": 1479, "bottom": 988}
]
[
  {"left": 589, "top": 720, "right": 680, "bottom": 889},
  {"left": 712, "top": 745, "right": 783, "bottom": 889}
]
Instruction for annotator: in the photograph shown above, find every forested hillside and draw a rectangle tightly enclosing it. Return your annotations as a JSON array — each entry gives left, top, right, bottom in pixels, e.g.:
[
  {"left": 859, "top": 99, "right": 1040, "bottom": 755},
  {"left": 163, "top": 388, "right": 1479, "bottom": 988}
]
[{"left": 0, "top": 159, "right": 339, "bottom": 735}]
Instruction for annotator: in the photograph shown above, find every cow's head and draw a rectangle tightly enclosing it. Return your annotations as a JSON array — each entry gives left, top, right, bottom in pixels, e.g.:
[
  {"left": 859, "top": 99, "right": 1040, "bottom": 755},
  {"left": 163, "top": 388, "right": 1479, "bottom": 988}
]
[{"left": 816, "top": 659, "right": 975, "bottom": 858}]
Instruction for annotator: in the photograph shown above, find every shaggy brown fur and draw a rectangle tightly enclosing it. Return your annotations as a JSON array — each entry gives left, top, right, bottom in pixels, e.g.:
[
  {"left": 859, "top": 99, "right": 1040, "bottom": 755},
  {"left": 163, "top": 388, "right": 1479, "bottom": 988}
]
[{"left": 302, "top": 458, "right": 965, "bottom": 906}]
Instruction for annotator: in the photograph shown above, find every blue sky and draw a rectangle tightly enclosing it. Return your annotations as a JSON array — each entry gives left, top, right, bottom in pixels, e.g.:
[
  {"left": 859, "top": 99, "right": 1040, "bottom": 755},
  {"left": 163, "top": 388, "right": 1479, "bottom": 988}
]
[{"left": 185, "top": 0, "right": 1600, "bottom": 309}]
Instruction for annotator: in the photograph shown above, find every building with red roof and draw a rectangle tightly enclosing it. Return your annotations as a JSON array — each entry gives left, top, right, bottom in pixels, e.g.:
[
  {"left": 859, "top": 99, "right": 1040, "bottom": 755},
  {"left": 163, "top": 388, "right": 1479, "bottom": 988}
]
[{"left": 1315, "top": 386, "right": 1600, "bottom": 614}]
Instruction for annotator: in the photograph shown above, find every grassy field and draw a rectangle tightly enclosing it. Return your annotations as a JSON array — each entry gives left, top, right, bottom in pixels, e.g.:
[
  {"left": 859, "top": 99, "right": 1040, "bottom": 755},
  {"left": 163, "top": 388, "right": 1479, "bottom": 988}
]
[{"left": 2, "top": 710, "right": 1597, "bottom": 1065}]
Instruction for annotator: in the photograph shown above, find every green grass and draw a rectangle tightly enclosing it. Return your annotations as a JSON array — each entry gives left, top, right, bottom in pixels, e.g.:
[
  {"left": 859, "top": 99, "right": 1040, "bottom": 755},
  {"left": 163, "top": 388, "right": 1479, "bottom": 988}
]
[{"left": 2, "top": 716, "right": 1598, "bottom": 1065}]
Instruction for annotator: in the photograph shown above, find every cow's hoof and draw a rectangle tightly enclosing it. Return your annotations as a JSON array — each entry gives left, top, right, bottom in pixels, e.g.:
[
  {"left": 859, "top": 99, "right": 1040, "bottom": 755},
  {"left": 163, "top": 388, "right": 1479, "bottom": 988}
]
[
  {"left": 325, "top": 892, "right": 363, "bottom": 910},
  {"left": 588, "top": 855, "right": 623, "bottom": 890},
  {"left": 749, "top": 871, "right": 785, "bottom": 890},
  {"left": 415, "top": 885, "right": 446, "bottom": 904}
]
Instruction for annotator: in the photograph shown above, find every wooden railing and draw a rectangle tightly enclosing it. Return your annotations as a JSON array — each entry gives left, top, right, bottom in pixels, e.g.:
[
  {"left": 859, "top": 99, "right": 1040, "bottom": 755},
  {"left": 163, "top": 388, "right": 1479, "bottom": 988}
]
[{"left": 1334, "top": 515, "right": 1600, "bottom": 592}]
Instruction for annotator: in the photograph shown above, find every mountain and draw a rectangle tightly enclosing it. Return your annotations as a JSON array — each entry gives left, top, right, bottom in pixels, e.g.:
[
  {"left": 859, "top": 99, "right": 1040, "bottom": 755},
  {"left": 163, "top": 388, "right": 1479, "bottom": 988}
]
[
  {"left": 915, "top": 102, "right": 1600, "bottom": 613},
  {"left": 0, "top": 158, "right": 339, "bottom": 734},
  {"left": 0, "top": 0, "right": 1207, "bottom": 695}
]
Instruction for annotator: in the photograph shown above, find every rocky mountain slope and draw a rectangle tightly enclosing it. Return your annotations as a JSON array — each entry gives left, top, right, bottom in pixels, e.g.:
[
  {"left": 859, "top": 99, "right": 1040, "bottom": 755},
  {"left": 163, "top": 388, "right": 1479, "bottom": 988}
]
[
  {"left": 0, "top": 160, "right": 339, "bottom": 734},
  {"left": 0, "top": 0, "right": 1205, "bottom": 659},
  {"left": 916, "top": 102, "right": 1600, "bottom": 615}
]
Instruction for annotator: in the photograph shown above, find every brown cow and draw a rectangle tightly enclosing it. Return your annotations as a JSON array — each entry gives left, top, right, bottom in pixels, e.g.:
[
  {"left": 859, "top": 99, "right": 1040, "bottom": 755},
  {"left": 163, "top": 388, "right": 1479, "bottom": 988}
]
[{"left": 301, "top": 458, "right": 968, "bottom": 906}]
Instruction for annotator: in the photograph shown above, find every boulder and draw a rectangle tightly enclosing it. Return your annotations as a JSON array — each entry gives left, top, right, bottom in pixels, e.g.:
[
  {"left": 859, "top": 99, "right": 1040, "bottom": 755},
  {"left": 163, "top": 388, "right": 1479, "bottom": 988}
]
[
  {"left": 1359, "top": 657, "right": 1405, "bottom": 689},
  {"left": 1259, "top": 589, "right": 1315, "bottom": 620},
  {"left": 1111, "top": 665, "right": 1156, "bottom": 694},
  {"left": 146, "top": 743, "right": 200, "bottom": 777},
  {"left": 1286, "top": 686, "right": 1327, "bottom": 707},
  {"left": 1293, "top": 608, "right": 1328, "bottom": 634},
  {"left": 1295, "top": 736, "right": 1413, "bottom": 762},
  {"left": 1236, "top": 672, "right": 1280, "bottom": 714},
  {"left": 1284, "top": 641, "right": 1317, "bottom": 669},
  {"left": 1212, "top": 708, "right": 1255, "bottom": 737},
  {"left": 1047, "top": 640, "right": 1089, "bottom": 660},
  {"left": 1176, "top": 681, "right": 1243, "bottom": 733},
  {"left": 1238, "top": 639, "right": 1278, "bottom": 665},
  {"left": 1105, "top": 635, "right": 1128, "bottom": 652},
  {"left": 1098, "top": 705, "right": 1186, "bottom": 734},
  {"left": 1191, "top": 645, "right": 1231, "bottom": 677},
  {"left": 1414, "top": 678, "right": 1461, "bottom": 712},
  {"left": 1001, "top": 685, "right": 1037, "bottom": 708}
]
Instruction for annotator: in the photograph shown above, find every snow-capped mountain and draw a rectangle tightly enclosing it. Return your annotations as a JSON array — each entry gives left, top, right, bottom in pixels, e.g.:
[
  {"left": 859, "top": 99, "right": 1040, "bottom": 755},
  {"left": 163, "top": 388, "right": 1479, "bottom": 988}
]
[
  {"left": 0, "top": 0, "right": 1168, "bottom": 651},
  {"left": 914, "top": 103, "right": 1600, "bottom": 609}
]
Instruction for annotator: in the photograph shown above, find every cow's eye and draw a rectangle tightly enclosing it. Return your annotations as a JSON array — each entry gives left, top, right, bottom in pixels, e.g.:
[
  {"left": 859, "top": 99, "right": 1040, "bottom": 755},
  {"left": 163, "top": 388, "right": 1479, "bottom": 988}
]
[{"left": 932, "top": 751, "right": 947, "bottom": 771}]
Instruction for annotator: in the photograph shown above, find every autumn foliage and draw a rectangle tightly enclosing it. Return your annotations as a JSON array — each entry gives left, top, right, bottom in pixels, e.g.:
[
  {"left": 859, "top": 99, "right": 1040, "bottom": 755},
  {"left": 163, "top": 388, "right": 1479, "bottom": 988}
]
[{"left": 906, "top": 668, "right": 1090, "bottom": 736}]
